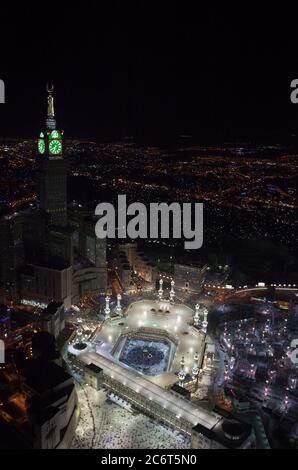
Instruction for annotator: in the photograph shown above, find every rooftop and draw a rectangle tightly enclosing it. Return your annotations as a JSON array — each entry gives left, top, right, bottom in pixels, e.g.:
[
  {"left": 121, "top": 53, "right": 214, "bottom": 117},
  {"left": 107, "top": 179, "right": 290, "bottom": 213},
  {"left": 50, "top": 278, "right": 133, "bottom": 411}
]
[
  {"left": 23, "top": 359, "right": 72, "bottom": 394},
  {"left": 193, "top": 418, "right": 252, "bottom": 449},
  {"left": 86, "top": 363, "right": 103, "bottom": 374},
  {"left": 42, "top": 302, "right": 63, "bottom": 317}
]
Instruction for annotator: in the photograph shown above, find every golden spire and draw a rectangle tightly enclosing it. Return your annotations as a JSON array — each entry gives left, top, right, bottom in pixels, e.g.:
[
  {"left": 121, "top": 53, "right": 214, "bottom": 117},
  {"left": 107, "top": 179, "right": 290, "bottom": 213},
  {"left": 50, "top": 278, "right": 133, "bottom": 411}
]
[{"left": 46, "top": 83, "right": 55, "bottom": 118}]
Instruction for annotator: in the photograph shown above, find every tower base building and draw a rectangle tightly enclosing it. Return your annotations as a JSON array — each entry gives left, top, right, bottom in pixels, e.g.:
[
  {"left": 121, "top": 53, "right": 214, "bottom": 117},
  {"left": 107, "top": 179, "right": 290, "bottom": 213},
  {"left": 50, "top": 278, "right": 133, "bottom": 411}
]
[{"left": 0, "top": 85, "right": 107, "bottom": 309}]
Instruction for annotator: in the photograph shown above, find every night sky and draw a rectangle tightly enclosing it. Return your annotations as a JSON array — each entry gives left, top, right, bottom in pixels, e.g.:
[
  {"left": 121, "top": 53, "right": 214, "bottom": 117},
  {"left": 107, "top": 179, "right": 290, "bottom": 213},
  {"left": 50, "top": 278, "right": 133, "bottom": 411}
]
[{"left": 1, "top": 3, "right": 298, "bottom": 142}]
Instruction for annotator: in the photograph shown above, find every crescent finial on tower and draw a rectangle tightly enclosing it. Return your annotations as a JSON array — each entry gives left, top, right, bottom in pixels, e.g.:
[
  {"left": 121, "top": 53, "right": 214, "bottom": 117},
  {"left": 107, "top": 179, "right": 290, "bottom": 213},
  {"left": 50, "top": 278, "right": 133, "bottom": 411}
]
[
  {"left": 46, "top": 83, "right": 54, "bottom": 94},
  {"left": 46, "top": 83, "right": 56, "bottom": 130},
  {"left": 47, "top": 83, "right": 55, "bottom": 119}
]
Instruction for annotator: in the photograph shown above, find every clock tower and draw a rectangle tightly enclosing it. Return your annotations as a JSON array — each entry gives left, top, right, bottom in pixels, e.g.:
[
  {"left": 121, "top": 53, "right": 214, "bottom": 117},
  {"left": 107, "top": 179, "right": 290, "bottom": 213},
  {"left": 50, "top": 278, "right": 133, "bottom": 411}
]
[{"left": 38, "top": 84, "right": 67, "bottom": 227}]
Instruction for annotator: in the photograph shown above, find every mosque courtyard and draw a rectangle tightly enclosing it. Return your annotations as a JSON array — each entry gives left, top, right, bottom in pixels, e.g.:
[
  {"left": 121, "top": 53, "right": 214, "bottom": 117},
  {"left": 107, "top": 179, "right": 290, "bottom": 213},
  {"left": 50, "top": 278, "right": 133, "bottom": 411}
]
[
  {"left": 71, "top": 385, "right": 191, "bottom": 449},
  {"left": 89, "top": 298, "right": 205, "bottom": 388}
]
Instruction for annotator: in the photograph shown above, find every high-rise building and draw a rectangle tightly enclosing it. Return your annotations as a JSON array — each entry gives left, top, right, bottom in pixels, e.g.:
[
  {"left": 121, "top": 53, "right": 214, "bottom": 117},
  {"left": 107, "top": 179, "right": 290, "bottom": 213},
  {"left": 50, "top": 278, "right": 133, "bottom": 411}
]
[
  {"left": 0, "top": 213, "right": 24, "bottom": 303},
  {"left": 0, "top": 304, "right": 11, "bottom": 339},
  {"left": 69, "top": 208, "right": 108, "bottom": 301},
  {"left": 38, "top": 84, "right": 67, "bottom": 227},
  {"left": 0, "top": 358, "right": 79, "bottom": 449},
  {"left": 174, "top": 263, "right": 207, "bottom": 293},
  {"left": 289, "top": 294, "right": 298, "bottom": 334},
  {"left": 0, "top": 85, "right": 107, "bottom": 308}
]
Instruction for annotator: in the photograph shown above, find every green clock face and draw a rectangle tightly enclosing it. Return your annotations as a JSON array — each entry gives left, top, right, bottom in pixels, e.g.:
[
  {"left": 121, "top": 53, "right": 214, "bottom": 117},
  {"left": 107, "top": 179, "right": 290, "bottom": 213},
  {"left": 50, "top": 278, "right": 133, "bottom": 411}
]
[
  {"left": 49, "top": 139, "right": 62, "bottom": 155},
  {"left": 38, "top": 139, "right": 45, "bottom": 154}
]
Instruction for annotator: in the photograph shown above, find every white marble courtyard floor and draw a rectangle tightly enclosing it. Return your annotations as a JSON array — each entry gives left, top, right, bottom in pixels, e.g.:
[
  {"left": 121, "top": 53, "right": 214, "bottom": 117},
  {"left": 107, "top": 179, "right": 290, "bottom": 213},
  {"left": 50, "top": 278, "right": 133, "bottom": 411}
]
[{"left": 71, "top": 385, "right": 190, "bottom": 450}]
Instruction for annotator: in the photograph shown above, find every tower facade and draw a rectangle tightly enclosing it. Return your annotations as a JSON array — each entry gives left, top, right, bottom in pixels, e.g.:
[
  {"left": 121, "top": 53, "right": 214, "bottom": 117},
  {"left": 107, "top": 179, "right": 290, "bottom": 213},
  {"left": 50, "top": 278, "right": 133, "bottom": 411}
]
[
  {"left": 19, "top": 84, "right": 107, "bottom": 307},
  {"left": 38, "top": 84, "right": 67, "bottom": 227}
]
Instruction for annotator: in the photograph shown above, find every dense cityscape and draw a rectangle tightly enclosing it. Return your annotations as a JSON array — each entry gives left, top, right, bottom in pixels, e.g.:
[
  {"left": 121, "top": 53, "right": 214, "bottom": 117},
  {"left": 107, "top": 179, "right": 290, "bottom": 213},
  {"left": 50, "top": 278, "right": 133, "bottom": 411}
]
[
  {"left": 1, "top": 2, "right": 298, "bottom": 458},
  {"left": 1, "top": 136, "right": 297, "bottom": 281},
  {"left": 0, "top": 85, "right": 297, "bottom": 452}
]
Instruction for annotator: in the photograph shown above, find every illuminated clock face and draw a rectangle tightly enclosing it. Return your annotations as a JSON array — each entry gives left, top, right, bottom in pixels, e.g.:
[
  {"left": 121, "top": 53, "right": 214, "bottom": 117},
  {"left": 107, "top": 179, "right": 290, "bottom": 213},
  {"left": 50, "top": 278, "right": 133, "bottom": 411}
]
[
  {"left": 49, "top": 139, "right": 62, "bottom": 155},
  {"left": 38, "top": 139, "right": 45, "bottom": 154}
]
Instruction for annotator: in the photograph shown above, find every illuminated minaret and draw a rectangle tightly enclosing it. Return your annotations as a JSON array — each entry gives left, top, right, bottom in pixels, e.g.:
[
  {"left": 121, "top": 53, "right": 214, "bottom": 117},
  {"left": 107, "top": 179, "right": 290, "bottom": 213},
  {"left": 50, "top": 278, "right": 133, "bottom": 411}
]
[
  {"left": 192, "top": 352, "right": 199, "bottom": 381},
  {"left": 158, "top": 278, "right": 163, "bottom": 300},
  {"left": 178, "top": 355, "right": 186, "bottom": 387},
  {"left": 104, "top": 296, "right": 110, "bottom": 319},
  {"left": 169, "top": 280, "right": 175, "bottom": 302},
  {"left": 194, "top": 304, "right": 200, "bottom": 327},
  {"left": 76, "top": 327, "right": 83, "bottom": 345},
  {"left": 116, "top": 293, "right": 122, "bottom": 315},
  {"left": 38, "top": 84, "right": 67, "bottom": 227},
  {"left": 202, "top": 307, "right": 208, "bottom": 334}
]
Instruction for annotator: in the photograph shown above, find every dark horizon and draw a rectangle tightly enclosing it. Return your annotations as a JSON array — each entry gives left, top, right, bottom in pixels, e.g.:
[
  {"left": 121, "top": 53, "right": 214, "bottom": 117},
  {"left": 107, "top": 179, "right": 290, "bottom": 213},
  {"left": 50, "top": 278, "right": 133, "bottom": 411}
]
[
  {"left": 1, "top": 3, "right": 298, "bottom": 142},
  {"left": 1, "top": 3, "right": 298, "bottom": 454}
]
